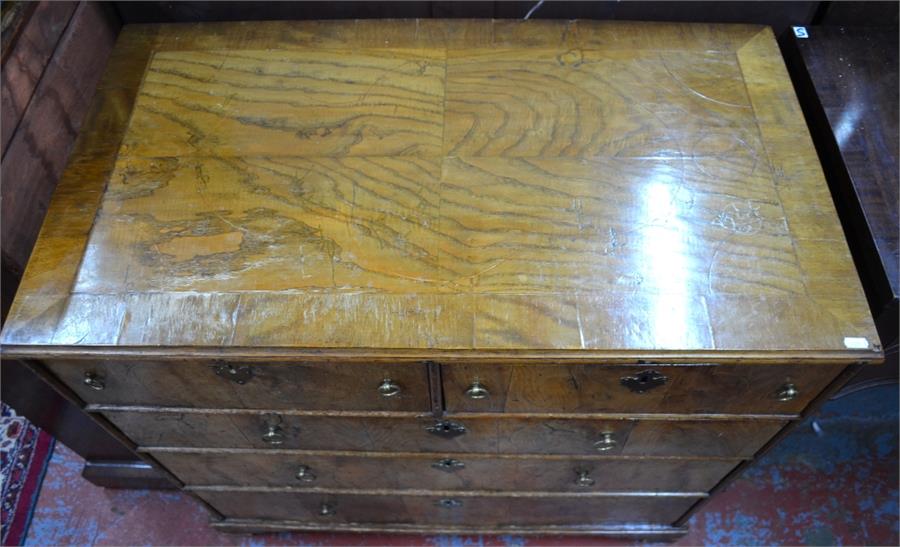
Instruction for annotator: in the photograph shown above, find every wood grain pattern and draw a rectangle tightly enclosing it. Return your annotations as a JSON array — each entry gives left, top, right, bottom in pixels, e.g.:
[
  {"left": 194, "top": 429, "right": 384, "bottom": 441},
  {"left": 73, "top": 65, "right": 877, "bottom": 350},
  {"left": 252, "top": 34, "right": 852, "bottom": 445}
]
[
  {"left": 152, "top": 450, "right": 739, "bottom": 492},
  {"left": 0, "top": 20, "right": 881, "bottom": 361},
  {"left": 99, "top": 409, "right": 785, "bottom": 458},
  {"left": 194, "top": 489, "right": 701, "bottom": 526}
]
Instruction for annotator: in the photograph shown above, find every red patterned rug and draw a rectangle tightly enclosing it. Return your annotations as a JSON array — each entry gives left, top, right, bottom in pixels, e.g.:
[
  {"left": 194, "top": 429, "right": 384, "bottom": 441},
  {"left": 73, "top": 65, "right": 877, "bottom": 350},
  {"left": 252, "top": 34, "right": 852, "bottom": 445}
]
[{"left": 1, "top": 403, "right": 54, "bottom": 546}]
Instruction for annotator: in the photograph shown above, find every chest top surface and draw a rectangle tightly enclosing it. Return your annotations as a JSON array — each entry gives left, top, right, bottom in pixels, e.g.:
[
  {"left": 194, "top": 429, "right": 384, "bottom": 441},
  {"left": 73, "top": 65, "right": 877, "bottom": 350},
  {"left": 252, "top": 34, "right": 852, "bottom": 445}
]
[{"left": 0, "top": 20, "right": 881, "bottom": 361}]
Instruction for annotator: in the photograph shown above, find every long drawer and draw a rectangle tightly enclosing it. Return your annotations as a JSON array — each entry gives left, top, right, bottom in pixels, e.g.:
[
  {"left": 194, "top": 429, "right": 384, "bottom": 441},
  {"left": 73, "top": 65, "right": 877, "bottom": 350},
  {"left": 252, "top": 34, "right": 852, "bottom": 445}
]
[
  {"left": 442, "top": 363, "right": 845, "bottom": 414},
  {"left": 45, "top": 359, "right": 430, "bottom": 411},
  {"left": 152, "top": 450, "right": 739, "bottom": 492},
  {"left": 194, "top": 490, "right": 702, "bottom": 526},
  {"left": 101, "top": 410, "right": 786, "bottom": 458}
]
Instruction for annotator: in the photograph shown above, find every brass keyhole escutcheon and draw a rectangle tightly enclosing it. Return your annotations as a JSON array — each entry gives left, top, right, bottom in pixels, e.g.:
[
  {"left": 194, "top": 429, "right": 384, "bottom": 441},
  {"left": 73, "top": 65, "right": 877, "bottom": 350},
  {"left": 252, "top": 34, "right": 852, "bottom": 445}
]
[
  {"left": 426, "top": 420, "right": 467, "bottom": 438},
  {"left": 83, "top": 371, "right": 105, "bottom": 391},
  {"left": 620, "top": 370, "right": 667, "bottom": 393},
  {"left": 435, "top": 498, "right": 463, "bottom": 509},
  {"left": 431, "top": 458, "right": 465, "bottom": 472},
  {"left": 319, "top": 502, "right": 336, "bottom": 516},
  {"left": 212, "top": 362, "right": 253, "bottom": 385}
]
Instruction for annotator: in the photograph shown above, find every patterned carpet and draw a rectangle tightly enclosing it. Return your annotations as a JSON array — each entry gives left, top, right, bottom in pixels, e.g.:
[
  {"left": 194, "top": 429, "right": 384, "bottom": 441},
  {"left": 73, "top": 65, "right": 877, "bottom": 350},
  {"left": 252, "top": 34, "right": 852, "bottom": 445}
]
[
  {"left": 20, "top": 384, "right": 900, "bottom": 546},
  {"left": 0, "top": 404, "right": 54, "bottom": 546}
]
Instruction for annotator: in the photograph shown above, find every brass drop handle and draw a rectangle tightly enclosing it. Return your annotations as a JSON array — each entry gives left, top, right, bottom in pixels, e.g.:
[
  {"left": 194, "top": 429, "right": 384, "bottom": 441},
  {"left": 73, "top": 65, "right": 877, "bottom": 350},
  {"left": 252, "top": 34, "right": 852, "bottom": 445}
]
[
  {"left": 377, "top": 379, "right": 401, "bottom": 398},
  {"left": 261, "top": 414, "right": 285, "bottom": 446},
  {"left": 83, "top": 371, "right": 105, "bottom": 391},
  {"left": 464, "top": 380, "right": 489, "bottom": 400},
  {"left": 295, "top": 465, "right": 316, "bottom": 482},
  {"left": 319, "top": 502, "right": 336, "bottom": 516},
  {"left": 593, "top": 432, "right": 617, "bottom": 452},
  {"left": 775, "top": 383, "right": 799, "bottom": 401},
  {"left": 575, "top": 470, "right": 596, "bottom": 488}
]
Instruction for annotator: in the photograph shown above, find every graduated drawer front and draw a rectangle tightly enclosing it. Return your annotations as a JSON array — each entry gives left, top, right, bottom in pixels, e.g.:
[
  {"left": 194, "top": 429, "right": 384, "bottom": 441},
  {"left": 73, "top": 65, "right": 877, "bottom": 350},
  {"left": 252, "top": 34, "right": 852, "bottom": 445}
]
[
  {"left": 153, "top": 451, "right": 738, "bottom": 492},
  {"left": 443, "top": 364, "right": 845, "bottom": 414},
  {"left": 44, "top": 360, "right": 429, "bottom": 411},
  {"left": 194, "top": 490, "right": 701, "bottom": 526},
  {"left": 103, "top": 411, "right": 785, "bottom": 458}
]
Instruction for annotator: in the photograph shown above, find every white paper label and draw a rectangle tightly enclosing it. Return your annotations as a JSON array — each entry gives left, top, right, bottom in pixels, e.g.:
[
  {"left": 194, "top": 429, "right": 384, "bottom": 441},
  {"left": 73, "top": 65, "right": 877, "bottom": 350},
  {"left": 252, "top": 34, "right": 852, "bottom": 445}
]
[{"left": 843, "top": 337, "right": 869, "bottom": 349}]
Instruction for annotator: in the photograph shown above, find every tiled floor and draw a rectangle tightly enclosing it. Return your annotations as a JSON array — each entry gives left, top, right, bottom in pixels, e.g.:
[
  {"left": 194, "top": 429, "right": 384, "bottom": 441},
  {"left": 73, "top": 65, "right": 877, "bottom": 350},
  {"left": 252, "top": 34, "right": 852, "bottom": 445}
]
[{"left": 25, "top": 385, "right": 899, "bottom": 546}]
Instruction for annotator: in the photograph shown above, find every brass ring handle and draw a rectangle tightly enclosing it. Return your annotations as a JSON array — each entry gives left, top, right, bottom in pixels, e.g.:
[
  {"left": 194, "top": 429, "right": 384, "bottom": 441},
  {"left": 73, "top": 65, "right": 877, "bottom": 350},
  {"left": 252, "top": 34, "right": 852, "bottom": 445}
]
[
  {"left": 83, "top": 371, "right": 105, "bottom": 391},
  {"left": 262, "top": 425, "right": 285, "bottom": 445},
  {"left": 261, "top": 413, "right": 286, "bottom": 446},
  {"left": 295, "top": 465, "right": 316, "bottom": 482},
  {"left": 465, "top": 380, "right": 489, "bottom": 400},
  {"left": 593, "top": 432, "right": 617, "bottom": 452},
  {"left": 377, "top": 379, "right": 401, "bottom": 398},
  {"left": 775, "top": 383, "right": 799, "bottom": 401},
  {"left": 319, "top": 502, "right": 336, "bottom": 516},
  {"left": 575, "top": 470, "right": 596, "bottom": 488}
]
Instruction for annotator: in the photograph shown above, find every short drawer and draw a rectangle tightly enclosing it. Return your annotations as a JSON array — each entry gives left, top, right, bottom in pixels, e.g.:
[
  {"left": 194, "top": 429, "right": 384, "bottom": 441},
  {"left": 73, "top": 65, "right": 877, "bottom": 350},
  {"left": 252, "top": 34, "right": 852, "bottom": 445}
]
[
  {"left": 442, "top": 364, "right": 845, "bottom": 414},
  {"left": 45, "top": 359, "right": 429, "bottom": 411},
  {"left": 193, "top": 490, "right": 701, "bottom": 526},
  {"left": 103, "top": 410, "right": 786, "bottom": 458},
  {"left": 153, "top": 450, "right": 739, "bottom": 492}
]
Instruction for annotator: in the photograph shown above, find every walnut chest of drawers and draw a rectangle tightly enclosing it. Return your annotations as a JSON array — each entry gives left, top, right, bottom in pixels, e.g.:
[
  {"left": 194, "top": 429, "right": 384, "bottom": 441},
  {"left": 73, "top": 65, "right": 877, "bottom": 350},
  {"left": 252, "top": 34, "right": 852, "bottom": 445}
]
[{"left": 0, "top": 19, "right": 883, "bottom": 538}]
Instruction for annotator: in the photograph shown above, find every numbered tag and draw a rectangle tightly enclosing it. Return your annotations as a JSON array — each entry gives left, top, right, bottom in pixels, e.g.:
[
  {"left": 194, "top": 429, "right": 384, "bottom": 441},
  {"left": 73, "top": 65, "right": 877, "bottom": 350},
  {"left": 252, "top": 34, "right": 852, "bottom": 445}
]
[{"left": 793, "top": 26, "right": 809, "bottom": 39}]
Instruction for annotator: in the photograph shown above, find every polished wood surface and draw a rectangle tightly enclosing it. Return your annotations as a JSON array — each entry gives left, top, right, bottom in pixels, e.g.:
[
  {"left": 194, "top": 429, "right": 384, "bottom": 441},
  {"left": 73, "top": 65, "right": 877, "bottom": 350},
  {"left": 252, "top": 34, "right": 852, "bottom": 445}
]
[
  {"left": 99, "top": 409, "right": 785, "bottom": 458},
  {"left": 442, "top": 363, "right": 845, "bottom": 414},
  {"left": 45, "top": 359, "right": 430, "bottom": 411},
  {"left": 193, "top": 489, "right": 701, "bottom": 526},
  {"left": 0, "top": 20, "right": 880, "bottom": 361},
  {"left": 152, "top": 450, "right": 739, "bottom": 492}
]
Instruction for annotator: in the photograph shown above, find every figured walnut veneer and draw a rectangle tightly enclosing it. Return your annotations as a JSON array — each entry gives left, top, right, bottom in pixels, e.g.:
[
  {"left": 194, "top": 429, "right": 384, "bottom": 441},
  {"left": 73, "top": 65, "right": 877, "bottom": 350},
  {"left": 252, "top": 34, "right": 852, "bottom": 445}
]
[{"left": 0, "top": 20, "right": 881, "bottom": 358}]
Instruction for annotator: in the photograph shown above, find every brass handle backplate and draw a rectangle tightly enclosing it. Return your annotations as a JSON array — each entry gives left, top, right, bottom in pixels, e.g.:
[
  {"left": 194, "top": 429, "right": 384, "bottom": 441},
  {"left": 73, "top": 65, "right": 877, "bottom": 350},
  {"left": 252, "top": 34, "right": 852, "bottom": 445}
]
[
  {"left": 464, "top": 380, "right": 489, "bottom": 400},
  {"left": 575, "top": 470, "right": 596, "bottom": 488},
  {"left": 775, "top": 383, "right": 799, "bottom": 401},
  {"left": 593, "top": 432, "right": 617, "bottom": 451},
  {"left": 431, "top": 458, "right": 465, "bottom": 472},
  {"left": 426, "top": 420, "right": 467, "bottom": 439},
  {"left": 83, "top": 371, "right": 105, "bottom": 391},
  {"left": 212, "top": 362, "right": 253, "bottom": 385},
  {"left": 620, "top": 370, "right": 667, "bottom": 393},
  {"left": 295, "top": 465, "right": 316, "bottom": 482},
  {"left": 377, "top": 379, "right": 402, "bottom": 398},
  {"left": 261, "top": 413, "right": 285, "bottom": 446}
]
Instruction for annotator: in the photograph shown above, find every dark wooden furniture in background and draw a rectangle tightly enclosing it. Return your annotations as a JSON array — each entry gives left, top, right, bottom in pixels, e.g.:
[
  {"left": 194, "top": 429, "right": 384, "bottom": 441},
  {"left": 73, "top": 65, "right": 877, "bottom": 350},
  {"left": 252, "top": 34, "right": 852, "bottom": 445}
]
[
  {"left": 0, "top": 19, "right": 882, "bottom": 536},
  {"left": 0, "top": 0, "right": 173, "bottom": 488},
  {"left": 780, "top": 25, "right": 899, "bottom": 389}
]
